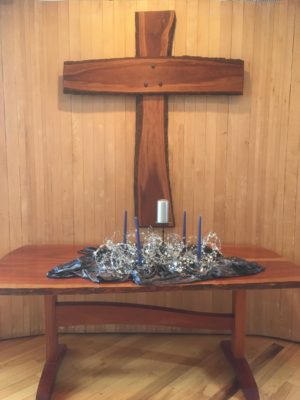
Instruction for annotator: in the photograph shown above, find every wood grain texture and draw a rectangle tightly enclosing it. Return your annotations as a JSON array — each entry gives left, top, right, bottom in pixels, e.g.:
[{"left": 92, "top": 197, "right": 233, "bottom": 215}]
[
  {"left": 135, "top": 94, "right": 175, "bottom": 226},
  {"left": 34, "top": 290, "right": 252, "bottom": 399},
  {"left": 0, "top": 244, "right": 300, "bottom": 295},
  {"left": 0, "top": 0, "right": 300, "bottom": 341},
  {"left": 135, "top": 11, "right": 175, "bottom": 227},
  {"left": 36, "top": 344, "right": 66, "bottom": 400},
  {"left": 1, "top": 334, "right": 300, "bottom": 400},
  {"left": 63, "top": 56, "right": 244, "bottom": 94},
  {"left": 232, "top": 290, "right": 246, "bottom": 358},
  {"left": 221, "top": 340, "right": 260, "bottom": 400},
  {"left": 56, "top": 301, "right": 234, "bottom": 330}
]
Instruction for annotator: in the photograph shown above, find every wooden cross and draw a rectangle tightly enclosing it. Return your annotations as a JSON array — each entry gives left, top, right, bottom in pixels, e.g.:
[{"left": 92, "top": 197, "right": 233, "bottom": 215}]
[{"left": 63, "top": 11, "right": 243, "bottom": 227}]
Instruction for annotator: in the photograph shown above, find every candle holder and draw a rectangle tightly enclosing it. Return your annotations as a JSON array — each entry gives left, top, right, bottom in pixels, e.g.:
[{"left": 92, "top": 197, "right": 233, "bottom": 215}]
[{"left": 156, "top": 223, "right": 167, "bottom": 243}]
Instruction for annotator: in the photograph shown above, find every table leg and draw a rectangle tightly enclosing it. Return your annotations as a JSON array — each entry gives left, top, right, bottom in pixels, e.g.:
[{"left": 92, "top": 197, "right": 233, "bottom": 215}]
[
  {"left": 36, "top": 295, "right": 67, "bottom": 400},
  {"left": 220, "top": 290, "right": 260, "bottom": 400}
]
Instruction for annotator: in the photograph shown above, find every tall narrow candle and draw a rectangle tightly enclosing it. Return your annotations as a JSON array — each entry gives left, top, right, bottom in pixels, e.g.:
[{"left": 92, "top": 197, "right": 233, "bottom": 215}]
[
  {"left": 123, "top": 210, "right": 127, "bottom": 244},
  {"left": 197, "top": 216, "right": 202, "bottom": 260},
  {"left": 134, "top": 216, "right": 142, "bottom": 265},
  {"left": 182, "top": 210, "right": 187, "bottom": 245}
]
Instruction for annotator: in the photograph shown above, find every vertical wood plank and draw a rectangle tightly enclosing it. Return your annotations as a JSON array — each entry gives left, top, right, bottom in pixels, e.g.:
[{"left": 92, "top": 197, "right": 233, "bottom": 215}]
[{"left": 0, "top": 0, "right": 300, "bottom": 342}]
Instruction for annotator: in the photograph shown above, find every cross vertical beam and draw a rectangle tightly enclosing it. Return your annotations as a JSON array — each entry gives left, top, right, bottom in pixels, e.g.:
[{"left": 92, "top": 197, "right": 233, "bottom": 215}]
[
  {"left": 63, "top": 10, "right": 244, "bottom": 228},
  {"left": 135, "top": 11, "right": 176, "bottom": 227}
]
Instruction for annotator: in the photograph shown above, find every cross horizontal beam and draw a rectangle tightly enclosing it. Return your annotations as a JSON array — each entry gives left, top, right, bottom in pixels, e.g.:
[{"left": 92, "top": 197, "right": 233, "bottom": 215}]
[{"left": 63, "top": 56, "right": 244, "bottom": 95}]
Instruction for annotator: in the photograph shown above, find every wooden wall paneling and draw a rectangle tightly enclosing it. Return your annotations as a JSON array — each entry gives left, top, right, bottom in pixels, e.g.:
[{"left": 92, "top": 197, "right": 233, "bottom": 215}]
[
  {"left": 262, "top": 2, "right": 285, "bottom": 251},
  {"left": 192, "top": 0, "right": 209, "bottom": 239},
  {"left": 80, "top": 1, "right": 97, "bottom": 244},
  {"left": 294, "top": 0, "right": 300, "bottom": 266},
  {"left": 69, "top": 1, "right": 85, "bottom": 246},
  {"left": 124, "top": 0, "right": 136, "bottom": 218},
  {"left": 243, "top": 2, "right": 257, "bottom": 250},
  {"left": 231, "top": 3, "right": 251, "bottom": 246},
  {"left": 43, "top": 3, "right": 64, "bottom": 244},
  {"left": 289, "top": 0, "right": 300, "bottom": 340},
  {"left": 247, "top": 1, "right": 297, "bottom": 339},
  {"left": 205, "top": 1, "right": 222, "bottom": 317},
  {"left": 246, "top": 3, "right": 276, "bottom": 338},
  {"left": 20, "top": 0, "right": 36, "bottom": 337},
  {"left": 148, "top": 0, "right": 170, "bottom": 11},
  {"left": 15, "top": 1, "right": 29, "bottom": 249},
  {"left": 91, "top": 1, "right": 105, "bottom": 246},
  {"left": 184, "top": 1, "right": 198, "bottom": 235},
  {"left": 246, "top": 2, "right": 261, "bottom": 247},
  {"left": 185, "top": 1, "right": 210, "bottom": 316},
  {"left": 211, "top": 1, "right": 233, "bottom": 315},
  {"left": 80, "top": 0, "right": 104, "bottom": 331},
  {"left": 160, "top": 0, "right": 188, "bottom": 318},
  {"left": 100, "top": 0, "right": 128, "bottom": 333},
  {"left": 78, "top": 1, "right": 103, "bottom": 334},
  {"left": 282, "top": 7, "right": 299, "bottom": 263},
  {"left": 58, "top": 0, "right": 74, "bottom": 244},
  {"left": 260, "top": 3, "right": 277, "bottom": 250},
  {"left": 274, "top": 0, "right": 296, "bottom": 256},
  {"left": 261, "top": 0, "right": 295, "bottom": 341},
  {"left": 114, "top": 0, "right": 127, "bottom": 245},
  {"left": 266, "top": 0, "right": 300, "bottom": 338},
  {"left": 30, "top": 2, "right": 47, "bottom": 246},
  {"left": 173, "top": 0, "right": 187, "bottom": 226},
  {"left": 168, "top": 0, "right": 176, "bottom": 11},
  {"left": 213, "top": 1, "right": 231, "bottom": 241},
  {"left": 251, "top": 2, "right": 272, "bottom": 248},
  {"left": 103, "top": 1, "right": 116, "bottom": 242},
  {"left": 39, "top": 2, "right": 51, "bottom": 246},
  {"left": 24, "top": 2, "right": 47, "bottom": 337},
  {"left": 64, "top": 0, "right": 87, "bottom": 334},
  {"left": 1, "top": 0, "right": 23, "bottom": 257},
  {"left": 225, "top": 0, "right": 244, "bottom": 245},
  {"left": 0, "top": 1, "right": 12, "bottom": 339},
  {"left": 203, "top": 1, "right": 219, "bottom": 231},
  {"left": 0, "top": 0, "right": 300, "bottom": 340},
  {"left": 135, "top": 0, "right": 147, "bottom": 13},
  {"left": 242, "top": 1, "right": 263, "bottom": 337},
  {"left": 16, "top": 0, "right": 35, "bottom": 337},
  {"left": 0, "top": 0, "right": 10, "bottom": 261},
  {"left": 1, "top": 0, "right": 26, "bottom": 338},
  {"left": 256, "top": 4, "right": 274, "bottom": 253},
  {"left": 98, "top": 0, "right": 122, "bottom": 333},
  {"left": 107, "top": 0, "right": 137, "bottom": 333}
]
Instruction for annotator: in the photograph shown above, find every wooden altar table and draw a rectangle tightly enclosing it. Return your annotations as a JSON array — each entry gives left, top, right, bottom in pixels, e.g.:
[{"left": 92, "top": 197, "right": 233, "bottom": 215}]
[{"left": 1, "top": 244, "right": 300, "bottom": 400}]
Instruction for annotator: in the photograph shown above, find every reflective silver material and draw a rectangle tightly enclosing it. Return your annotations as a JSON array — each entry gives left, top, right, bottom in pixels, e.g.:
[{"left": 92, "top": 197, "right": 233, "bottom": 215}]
[{"left": 47, "top": 230, "right": 264, "bottom": 285}]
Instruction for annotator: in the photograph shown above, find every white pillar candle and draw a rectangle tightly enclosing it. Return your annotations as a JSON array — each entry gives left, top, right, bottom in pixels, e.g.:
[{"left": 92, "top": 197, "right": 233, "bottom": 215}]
[{"left": 156, "top": 199, "right": 169, "bottom": 224}]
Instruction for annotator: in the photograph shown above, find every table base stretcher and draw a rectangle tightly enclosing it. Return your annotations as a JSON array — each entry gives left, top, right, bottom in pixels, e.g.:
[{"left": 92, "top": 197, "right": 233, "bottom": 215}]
[
  {"left": 2, "top": 244, "right": 299, "bottom": 400},
  {"left": 37, "top": 290, "right": 258, "bottom": 400}
]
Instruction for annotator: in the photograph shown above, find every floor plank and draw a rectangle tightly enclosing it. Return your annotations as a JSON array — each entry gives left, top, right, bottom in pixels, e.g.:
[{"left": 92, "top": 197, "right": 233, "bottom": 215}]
[{"left": 0, "top": 334, "right": 300, "bottom": 399}]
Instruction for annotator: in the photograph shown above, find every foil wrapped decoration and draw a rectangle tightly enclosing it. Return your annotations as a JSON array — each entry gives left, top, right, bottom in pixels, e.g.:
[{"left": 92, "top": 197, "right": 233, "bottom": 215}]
[{"left": 47, "top": 231, "right": 264, "bottom": 285}]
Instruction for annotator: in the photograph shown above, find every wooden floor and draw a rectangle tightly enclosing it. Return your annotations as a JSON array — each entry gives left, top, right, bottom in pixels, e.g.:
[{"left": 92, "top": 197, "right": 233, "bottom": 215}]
[{"left": 1, "top": 334, "right": 300, "bottom": 400}]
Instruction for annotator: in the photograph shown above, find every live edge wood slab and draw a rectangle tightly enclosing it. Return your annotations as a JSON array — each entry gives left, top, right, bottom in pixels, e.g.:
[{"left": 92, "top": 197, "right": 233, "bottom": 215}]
[
  {"left": 1, "top": 245, "right": 300, "bottom": 400},
  {"left": 63, "top": 10, "right": 244, "bottom": 228}
]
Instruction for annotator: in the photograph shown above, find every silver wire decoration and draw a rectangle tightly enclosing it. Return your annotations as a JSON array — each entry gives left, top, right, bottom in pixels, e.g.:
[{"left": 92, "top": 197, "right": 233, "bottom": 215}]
[{"left": 48, "top": 230, "right": 264, "bottom": 285}]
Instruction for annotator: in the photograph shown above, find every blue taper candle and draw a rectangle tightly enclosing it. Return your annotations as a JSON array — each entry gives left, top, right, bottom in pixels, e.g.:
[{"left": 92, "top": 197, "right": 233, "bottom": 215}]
[
  {"left": 123, "top": 210, "right": 128, "bottom": 244},
  {"left": 197, "top": 216, "right": 202, "bottom": 260},
  {"left": 134, "top": 216, "right": 142, "bottom": 265},
  {"left": 182, "top": 210, "right": 187, "bottom": 245}
]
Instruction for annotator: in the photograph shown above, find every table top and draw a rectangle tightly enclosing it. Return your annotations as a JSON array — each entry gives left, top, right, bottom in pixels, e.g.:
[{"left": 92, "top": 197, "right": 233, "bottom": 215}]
[{"left": 0, "top": 244, "right": 299, "bottom": 295}]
